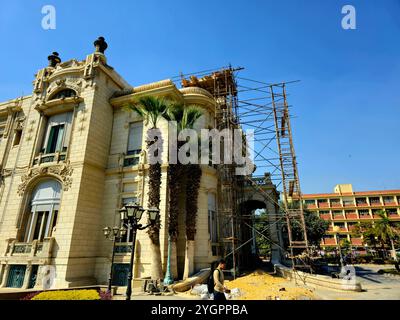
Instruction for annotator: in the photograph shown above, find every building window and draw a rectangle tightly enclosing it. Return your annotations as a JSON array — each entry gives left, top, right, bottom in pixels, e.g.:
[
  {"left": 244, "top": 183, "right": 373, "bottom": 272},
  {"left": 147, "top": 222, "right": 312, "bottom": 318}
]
[
  {"left": 124, "top": 122, "right": 143, "bottom": 167},
  {"left": 305, "top": 200, "right": 315, "bottom": 206},
  {"left": 0, "top": 116, "right": 7, "bottom": 143},
  {"left": 23, "top": 180, "right": 61, "bottom": 242},
  {"left": 208, "top": 193, "right": 218, "bottom": 243},
  {"left": 383, "top": 196, "right": 394, "bottom": 204},
  {"left": 41, "top": 112, "right": 72, "bottom": 155},
  {"left": 369, "top": 197, "right": 381, "bottom": 205},
  {"left": 13, "top": 129, "right": 22, "bottom": 146},
  {"left": 49, "top": 89, "right": 77, "bottom": 100}
]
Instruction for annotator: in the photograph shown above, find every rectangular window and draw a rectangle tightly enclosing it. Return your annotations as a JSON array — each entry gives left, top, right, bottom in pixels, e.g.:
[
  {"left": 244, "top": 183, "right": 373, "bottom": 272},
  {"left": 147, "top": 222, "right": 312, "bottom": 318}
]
[
  {"left": 127, "top": 122, "right": 143, "bottom": 155},
  {"left": 42, "top": 112, "right": 72, "bottom": 155},
  {"left": 13, "top": 129, "right": 22, "bottom": 146},
  {"left": 208, "top": 194, "right": 218, "bottom": 243},
  {"left": 124, "top": 122, "right": 143, "bottom": 167}
]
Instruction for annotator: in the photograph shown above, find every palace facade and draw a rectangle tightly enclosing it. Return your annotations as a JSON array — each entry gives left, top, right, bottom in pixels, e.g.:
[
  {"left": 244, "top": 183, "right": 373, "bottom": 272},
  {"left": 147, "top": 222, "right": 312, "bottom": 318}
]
[{"left": 0, "top": 39, "right": 281, "bottom": 290}]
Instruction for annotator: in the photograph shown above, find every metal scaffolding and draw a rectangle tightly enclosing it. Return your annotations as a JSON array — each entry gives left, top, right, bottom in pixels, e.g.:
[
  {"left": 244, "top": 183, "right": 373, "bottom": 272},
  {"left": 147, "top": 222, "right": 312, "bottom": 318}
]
[{"left": 175, "top": 66, "right": 310, "bottom": 272}]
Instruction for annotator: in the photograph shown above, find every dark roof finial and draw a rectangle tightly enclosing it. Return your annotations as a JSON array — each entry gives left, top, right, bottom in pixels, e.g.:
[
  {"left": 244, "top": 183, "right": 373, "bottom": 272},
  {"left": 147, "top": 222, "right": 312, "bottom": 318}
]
[
  {"left": 94, "top": 36, "right": 108, "bottom": 54},
  {"left": 48, "top": 52, "right": 61, "bottom": 67}
]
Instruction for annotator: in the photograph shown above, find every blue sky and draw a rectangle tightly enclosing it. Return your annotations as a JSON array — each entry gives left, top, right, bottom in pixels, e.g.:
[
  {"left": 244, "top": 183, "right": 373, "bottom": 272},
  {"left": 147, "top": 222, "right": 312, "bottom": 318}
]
[{"left": 0, "top": 0, "right": 399, "bottom": 193}]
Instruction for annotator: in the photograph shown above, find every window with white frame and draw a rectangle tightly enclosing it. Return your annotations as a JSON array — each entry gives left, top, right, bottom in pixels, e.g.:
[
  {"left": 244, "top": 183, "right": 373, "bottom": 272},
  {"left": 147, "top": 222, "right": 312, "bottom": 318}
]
[
  {"left": 124, "top": 122, "right": 143, "bottom": 167},
  {"left": 41, "top": 112, "right": 73, "bottom": 154},
  {"left": 24, "top": 180, "right": 61, "bottom": 242},
  {"left": 208, "top": 193, "right": 218, "bottom": 243}
]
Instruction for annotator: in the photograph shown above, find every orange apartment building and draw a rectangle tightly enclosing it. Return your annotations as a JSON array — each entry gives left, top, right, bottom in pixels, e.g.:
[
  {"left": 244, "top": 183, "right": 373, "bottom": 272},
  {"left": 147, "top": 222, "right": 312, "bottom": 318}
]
[{"left": 301, "top": 184, "right": 400, "bottom": 251}]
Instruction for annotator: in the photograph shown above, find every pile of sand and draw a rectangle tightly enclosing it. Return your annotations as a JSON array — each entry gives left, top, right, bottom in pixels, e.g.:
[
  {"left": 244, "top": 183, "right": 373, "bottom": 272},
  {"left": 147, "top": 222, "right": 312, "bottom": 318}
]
[{"left": 225, "top": 270, "right": 315, "bottom": 300}]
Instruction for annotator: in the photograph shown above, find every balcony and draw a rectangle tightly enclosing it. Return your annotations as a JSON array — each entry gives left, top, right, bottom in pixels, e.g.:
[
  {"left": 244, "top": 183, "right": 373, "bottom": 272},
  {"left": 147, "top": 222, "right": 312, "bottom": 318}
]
[
  {"left": 306, "top": 203, "right": 317, "bottom": 209},
  {"left": 332, "top": 214, "right": 345, "bottom": 220},
  {"left": 346, "top": 213, "right": 358, "bottom": 220},
  {"left": 356, "top": 202, "right": 368, "bottom": 207},
  {"left": 330, "top": 202, "right": 342, "bottom": 208},
  {"left": 351, "top": 238, "right": 363, "bottom": 246},
  {"left": 343, "top": 202, "right": 355, "bottom": 208},
  {"left": 369, "top": 199, "right": 382, "bottom": 207},
  {"left": 384, "top": 201, "right": 397, "bottom": 207},
  {"left": 319, "top": 213, "right": 331, "bottom": 220},
  {"left": 318, "top": 202, "right": 329, "bottom": 208},
  {"left": 3, "top": 238, "right": 54, "bottom": 262},
  {"left": 323, "top": 238, "right": 337, "bottom": 246},
  {"left": 359, "top": 214, "right": 372, "bottom": 220},
  {"left": 33, "top": 151, "right": 67, "bottom": 166}
]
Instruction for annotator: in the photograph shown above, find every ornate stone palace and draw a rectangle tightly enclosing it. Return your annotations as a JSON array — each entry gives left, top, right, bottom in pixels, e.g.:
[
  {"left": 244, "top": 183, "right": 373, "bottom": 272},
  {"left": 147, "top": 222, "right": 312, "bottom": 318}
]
[{"left": 0, "top": 38, "right": 280, "bottom": 290}]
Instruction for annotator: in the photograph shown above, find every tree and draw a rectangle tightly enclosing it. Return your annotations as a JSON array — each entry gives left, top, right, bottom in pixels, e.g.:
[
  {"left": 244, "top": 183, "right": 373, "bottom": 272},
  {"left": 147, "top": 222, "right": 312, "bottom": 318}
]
[
  {"left": 128, "top": 96, "right": 169, "bottom": 281},
  {"left": 163, "top": 103, "right": 203, "bottom": 279},
  {"left": 373, "top": 210, "right": 400, "bottom": 261},
  {"left": 353, "top": 211, "right": 400, "bottom": 261},
  {"left": 288, "top": 209, "right": 330, "bottom": 247}
]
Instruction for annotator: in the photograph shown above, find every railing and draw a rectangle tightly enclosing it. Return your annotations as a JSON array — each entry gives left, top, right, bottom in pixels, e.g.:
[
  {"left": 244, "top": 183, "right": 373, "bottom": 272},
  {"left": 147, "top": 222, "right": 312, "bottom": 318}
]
[
  {"left": 343, "top": 202, "right": 355, "bottom": 207},
  {"left": 33, "top": 152, "right": 67, "bottom": 166},
  {"left": 330, "top": 202, "right": 342, "bottom": 208},
  {"left": 384, "top": 201, "right": 397, "bottom": 206},
  {"left": 359, "top": 214, "right": 371, "bottom": 219},
  {"left": 356, "top": 202, "right": 368, "bottom": 207},
  {"left": 12, "top": 243, "right": 32, "bottom": 254},
  {"left": 319, "top": 214, "right": 331, "bottom": 220},
  {"left": 4, "top": 238, "right": 54, "bottom": 258},
  {"left": 351, "top": 238, "right": 363, "bottom": 246},
  {"left": 333, "top": 214, "right": 345, "bottom": 220},
  {"left": 346, "top": 213, "right": 358, "bottom": 219},
  {"left": 324, "top": 238, "right": 337, "bottom": 245},
  {"left": 114, "top": 242, "right": 133, "bottom": 254},
  {"left": 318, "top": 202, "right": 329, "bottom": 208}
]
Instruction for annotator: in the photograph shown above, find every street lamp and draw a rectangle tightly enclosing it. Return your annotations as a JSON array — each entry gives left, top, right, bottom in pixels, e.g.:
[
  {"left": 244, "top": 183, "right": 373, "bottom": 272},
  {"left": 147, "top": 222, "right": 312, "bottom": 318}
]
[
  {"left": 103, "top": 226, "right": 127, "bottom": 293},
  {"left": 119, "top": 203, "right": 160, "bottom": 301}
]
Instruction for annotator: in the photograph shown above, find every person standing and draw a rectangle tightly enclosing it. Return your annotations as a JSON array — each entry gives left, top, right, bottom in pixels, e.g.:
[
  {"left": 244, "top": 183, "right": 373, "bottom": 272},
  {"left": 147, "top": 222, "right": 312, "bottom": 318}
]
[{"left": 213, "top": 259, "right": 230, "bottom": 301}]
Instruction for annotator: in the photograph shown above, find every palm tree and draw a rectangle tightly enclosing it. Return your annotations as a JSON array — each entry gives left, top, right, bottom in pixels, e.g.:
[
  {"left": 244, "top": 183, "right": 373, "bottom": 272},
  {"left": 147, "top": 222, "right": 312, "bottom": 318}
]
[
  {"left": 127, "top": 96, "right": 169, "bottom": 281},
  {"left": 373, "top": 210, "right": 400, "bottom": 261},
  {"left": 163, "top": 103, "right": 202, "bottom": 280}
]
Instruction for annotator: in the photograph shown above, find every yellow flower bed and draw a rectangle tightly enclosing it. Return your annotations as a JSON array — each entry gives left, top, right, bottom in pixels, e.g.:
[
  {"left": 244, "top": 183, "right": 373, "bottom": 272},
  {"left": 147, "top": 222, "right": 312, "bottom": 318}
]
[{"left": 32, "top": 289, "right": 100, "bottom": 300}]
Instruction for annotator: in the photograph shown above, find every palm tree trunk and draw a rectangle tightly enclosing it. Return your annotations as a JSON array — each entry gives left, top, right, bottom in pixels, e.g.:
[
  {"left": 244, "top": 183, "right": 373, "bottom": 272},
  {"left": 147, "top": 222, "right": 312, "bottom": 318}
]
[
  {"left": 167, "top": 163, "right": 182, "bottom": 279},
  {"left": 390, "top": 238, "right": 398, "bottom": 261},
  {"left": 183, "top": 164, "right": 202, "bottom": 279},
  {"left": 146, "top": 128, "right": 163, "bottom": 280}
]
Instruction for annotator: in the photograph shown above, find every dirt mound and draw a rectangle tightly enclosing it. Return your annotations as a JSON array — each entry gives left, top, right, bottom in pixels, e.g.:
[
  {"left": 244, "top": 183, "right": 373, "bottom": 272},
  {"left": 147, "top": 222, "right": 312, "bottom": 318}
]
[{"left": 225, "top": 270, "right": 315, "bottom": 300}]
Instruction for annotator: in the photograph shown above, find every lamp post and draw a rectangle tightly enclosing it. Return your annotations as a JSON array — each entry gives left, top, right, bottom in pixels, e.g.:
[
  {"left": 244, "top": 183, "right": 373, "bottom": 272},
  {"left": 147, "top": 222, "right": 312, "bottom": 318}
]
[
  {"left": 103, "top": 226, "right": 127, "bottom": 293},
  {"left": 119, "top": 203, "right": 160, "bottom": 301},
  {"left": 164, "top": 235, "right": 174, "bottom": 285}
]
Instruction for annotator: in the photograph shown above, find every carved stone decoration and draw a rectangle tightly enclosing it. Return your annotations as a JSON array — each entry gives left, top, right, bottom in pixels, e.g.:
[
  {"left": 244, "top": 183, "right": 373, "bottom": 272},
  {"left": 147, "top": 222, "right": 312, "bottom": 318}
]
[
  {"left": 45, "top": 76, "right": 83, "bottom": 101},
  {"left": 17, "top": 163, "right": 73, "bottom": 196}
]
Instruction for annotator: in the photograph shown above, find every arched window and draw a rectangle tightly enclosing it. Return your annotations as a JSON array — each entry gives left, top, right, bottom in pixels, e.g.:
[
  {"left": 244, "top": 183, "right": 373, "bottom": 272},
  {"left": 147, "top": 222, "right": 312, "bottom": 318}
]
[
  {"left": 49, "top": 89, "right": 76, "bottom": 100},
  {"left": 23, "top": 180, "right": 61, "bottom": 242}
]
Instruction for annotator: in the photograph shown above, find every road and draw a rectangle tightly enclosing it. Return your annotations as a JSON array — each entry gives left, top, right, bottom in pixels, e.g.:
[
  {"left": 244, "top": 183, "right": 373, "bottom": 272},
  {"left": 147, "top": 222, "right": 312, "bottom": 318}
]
[{"left": 314, "top": 264, "right": 400, "bottom": 300}]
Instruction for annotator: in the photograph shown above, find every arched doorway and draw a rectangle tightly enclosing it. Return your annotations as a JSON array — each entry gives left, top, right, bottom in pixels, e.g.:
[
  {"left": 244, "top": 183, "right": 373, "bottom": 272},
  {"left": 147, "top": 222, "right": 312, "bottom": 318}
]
[
  {"left": 239, "top": 199, "right": 268, "bottom": 267},
  {"left": 22, "top": 179, "right": 62, "bottom": 242}
]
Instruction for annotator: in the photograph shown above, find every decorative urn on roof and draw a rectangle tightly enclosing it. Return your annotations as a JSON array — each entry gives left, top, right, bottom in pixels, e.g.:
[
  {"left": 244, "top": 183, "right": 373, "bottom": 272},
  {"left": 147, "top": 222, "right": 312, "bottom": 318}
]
[
  {"left": 47, "top": 52, "right": 61, "bottom": 67},
  {"left": 94, "top": 36, "right": 108, "bottom": 54}
]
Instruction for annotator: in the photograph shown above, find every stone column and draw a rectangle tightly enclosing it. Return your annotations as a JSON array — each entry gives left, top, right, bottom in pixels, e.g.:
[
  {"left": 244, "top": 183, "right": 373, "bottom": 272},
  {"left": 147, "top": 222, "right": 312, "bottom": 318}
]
[
  {"left": 266, "top": 193, "right": 282, "bottom": 265},
  {"left": 0, "top": 264, "right": 10, "bottom": 288},
  {"left": 22, "top": 264, "right": 32, "bottom": 289}
]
